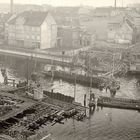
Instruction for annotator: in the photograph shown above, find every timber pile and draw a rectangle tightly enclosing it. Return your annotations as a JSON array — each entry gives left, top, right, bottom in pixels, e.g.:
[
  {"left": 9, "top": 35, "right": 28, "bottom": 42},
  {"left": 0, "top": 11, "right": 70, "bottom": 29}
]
[
  {"left": 0, "top": 101, "right": 86, "bottom": 140},
  {"left": 0, "top": 95, "right": 24, "bottom": 118}
]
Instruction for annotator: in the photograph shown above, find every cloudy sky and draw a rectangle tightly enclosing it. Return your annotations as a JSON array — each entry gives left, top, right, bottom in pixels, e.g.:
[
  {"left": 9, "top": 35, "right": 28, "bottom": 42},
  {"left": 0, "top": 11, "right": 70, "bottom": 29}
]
[{"left": 0, "top": 0, "right": 139, "bottom": 7}]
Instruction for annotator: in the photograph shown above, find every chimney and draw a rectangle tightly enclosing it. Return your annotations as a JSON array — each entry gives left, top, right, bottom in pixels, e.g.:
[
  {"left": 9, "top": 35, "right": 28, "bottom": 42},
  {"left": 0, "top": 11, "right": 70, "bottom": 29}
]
[{"left": 10, "top": 0, "right": 13, "bottom": 14}]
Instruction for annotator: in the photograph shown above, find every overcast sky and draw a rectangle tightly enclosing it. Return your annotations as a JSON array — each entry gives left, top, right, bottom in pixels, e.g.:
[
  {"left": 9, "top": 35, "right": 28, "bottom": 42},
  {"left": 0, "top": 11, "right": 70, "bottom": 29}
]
[{"left": 0, "top": 0, "right": 139, "bottom": 7}]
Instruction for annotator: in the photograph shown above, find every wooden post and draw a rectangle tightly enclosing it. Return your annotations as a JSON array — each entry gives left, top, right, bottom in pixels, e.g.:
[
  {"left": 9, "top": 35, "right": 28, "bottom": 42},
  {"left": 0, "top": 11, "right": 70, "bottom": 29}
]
[
  {"left": 62, "top": 51, "right": 65, "bottom": 68},
  {"left": 84, "top": 94, "right": 86, "bottom": 107},
  {"left": 84, "top": 94, "right": 87, "bottom": 116},
  {"left": 26, "top": 57, "right": 29, "bottom": 85},
  {"left": 4, "top": 75, "right": 8, "bottom": 85},
  {"left": 74, "top": 74, "right": 76, "bottom": 101},
  {"left": 13, "top": 79, "right": 15, "bottom": 88}
]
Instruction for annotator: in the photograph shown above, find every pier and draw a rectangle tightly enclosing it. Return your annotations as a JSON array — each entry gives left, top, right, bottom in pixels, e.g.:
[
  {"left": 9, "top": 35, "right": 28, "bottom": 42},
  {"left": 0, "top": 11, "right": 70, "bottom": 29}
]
[{"left": 0, "top": 83, "right": 86, "bottom": 140}]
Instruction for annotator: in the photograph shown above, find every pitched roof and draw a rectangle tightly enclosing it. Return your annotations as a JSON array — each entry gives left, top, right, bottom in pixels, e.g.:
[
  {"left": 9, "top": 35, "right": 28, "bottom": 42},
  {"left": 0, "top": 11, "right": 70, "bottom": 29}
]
[
  {"left": 78, "top": 7, "right": 90, "bottom": 15},
  {"left": 8, "top": 11, "right": 48, "bottom": 26},
  {"left": 0, "top": 13, "right": 12, "bottom": 23},
  {"left": 51, "top": 7, "right": 79, "bottom": 26},
  {"left": 127, "top": 11, "right": 140, "bottom": 18},
  {"left": 94, "top": 7, "right": 113, "bottom": 14}
]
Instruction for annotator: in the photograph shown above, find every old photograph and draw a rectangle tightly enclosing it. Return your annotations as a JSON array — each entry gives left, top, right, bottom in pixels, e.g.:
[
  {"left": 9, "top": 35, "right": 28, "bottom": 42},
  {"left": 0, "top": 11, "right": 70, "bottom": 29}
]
[{"left": 0, "top": 0, "right": 140, "bottom": 140}]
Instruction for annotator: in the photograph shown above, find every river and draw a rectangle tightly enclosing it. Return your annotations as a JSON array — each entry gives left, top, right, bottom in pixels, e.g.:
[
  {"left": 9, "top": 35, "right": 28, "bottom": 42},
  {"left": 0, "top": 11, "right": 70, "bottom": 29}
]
[{"left": 2, "top": 68, "right": 140, "bottom": 140}]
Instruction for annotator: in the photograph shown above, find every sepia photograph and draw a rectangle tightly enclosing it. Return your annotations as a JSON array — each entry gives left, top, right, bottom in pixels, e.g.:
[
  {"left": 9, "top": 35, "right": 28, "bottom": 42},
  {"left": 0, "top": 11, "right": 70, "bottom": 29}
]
[{"left": 0, "top": 0, "right": 140, "bottom": 140}]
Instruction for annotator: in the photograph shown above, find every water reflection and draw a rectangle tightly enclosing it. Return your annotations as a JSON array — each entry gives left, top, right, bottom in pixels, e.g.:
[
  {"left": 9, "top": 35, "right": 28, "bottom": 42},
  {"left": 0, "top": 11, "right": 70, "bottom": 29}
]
[{"left": 45, "top": 76, "right": 140, "bottom": 140}]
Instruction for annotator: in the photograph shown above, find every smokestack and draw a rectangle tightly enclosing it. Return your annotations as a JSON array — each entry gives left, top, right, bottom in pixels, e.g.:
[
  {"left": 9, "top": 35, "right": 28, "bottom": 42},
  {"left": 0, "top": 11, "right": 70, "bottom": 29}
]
[
  {"left": 10, "top": 0, "right": 13, "bottom": 14},
  {"left": 114, "top": 0, "right": 116, "bottom": 8}
]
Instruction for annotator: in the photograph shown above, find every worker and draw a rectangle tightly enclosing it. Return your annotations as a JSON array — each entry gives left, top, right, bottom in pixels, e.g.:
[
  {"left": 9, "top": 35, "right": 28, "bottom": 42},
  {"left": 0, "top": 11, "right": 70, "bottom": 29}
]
[
  {"left": 106, "top": 85, "right": 110, "bottom": 92},
  {"left": 110, "top": 88, "right": 116, "bottom": 97},
  {"left": 4, "top": 75, "right": 8, "bottom": 85}
]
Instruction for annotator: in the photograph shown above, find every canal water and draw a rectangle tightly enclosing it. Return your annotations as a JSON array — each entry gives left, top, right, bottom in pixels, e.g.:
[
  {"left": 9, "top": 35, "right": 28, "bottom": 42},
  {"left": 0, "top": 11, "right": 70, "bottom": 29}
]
[
  {"left": 43, "top": 76, "right": 140, "bottom": 140},
  {"left": 2, "top": 67, "right": 140, "bottom": 140}
]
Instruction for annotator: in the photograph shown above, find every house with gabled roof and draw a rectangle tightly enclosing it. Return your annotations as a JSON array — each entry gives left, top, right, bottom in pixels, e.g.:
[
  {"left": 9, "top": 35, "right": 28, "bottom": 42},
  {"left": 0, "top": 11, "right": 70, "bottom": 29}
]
[
  {"left": 5, "top": 11, "right": 57, "bottom": 49},
  {"left": 107, "top": 10, "right": 138, "bottom": 45},
  {"left": 107, "top": 20, "right": 134, "bottom": 44},
  {"left": 0, "top": 13, "right": 11, "bottom": 39}
]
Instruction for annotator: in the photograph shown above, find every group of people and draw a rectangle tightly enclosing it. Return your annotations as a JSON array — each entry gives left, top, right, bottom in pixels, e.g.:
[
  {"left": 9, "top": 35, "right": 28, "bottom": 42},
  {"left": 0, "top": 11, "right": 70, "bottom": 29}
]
[{"left": 99, "top": 79, "right": 120, "bottom": 96}]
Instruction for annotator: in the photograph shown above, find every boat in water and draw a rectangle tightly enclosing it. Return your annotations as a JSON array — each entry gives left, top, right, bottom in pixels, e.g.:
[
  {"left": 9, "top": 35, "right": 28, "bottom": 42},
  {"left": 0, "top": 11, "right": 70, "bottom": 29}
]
[
  {"left": 89, "top": 94, "right": 140, "bottom": 111},
  {"left": 42, "top": 69, "right": 110, "bottom": 89}
]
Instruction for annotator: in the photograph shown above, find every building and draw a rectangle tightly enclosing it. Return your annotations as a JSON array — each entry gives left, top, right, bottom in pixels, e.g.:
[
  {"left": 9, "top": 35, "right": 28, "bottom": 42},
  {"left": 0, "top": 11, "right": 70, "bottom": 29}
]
[
  {"left": 107, "top": 16, "right": 123, "bottom": 43},
  {"left": 107, "top": 11, "right": 140, "bottom": 44},
  {"left": 52, "top": 7, "right": 79, "bottom": 27},
  {"left": 108, "top": 21, "right": 134, "bottom": 44},
  {"left": 0, "top": 13, "right": 11, "bottom": 39},
  {"left": 115, "top": 22, "right": 134, "bottom": 44},
  {"left": 57, "top": 26, "right": 95, "bottom": 50},
  {"left": 93, "top": 7, "right": 113, "bottom": 18},
  {"left": 107, "top": 12, "right": 135, "bottom": 44},
  {"left": 107, "top": 22, "right": 121, "bottom": 42},
  {"left": 93, "top": 7, "right": 124, "bottom": 18},
  {"left": 123, "top": 44, "right": 140, "bottom": 73},
  {"left": 125, "top": 11, "right": 140, "bottom": 43},
  {"left": 78, "top": 7, "right": 92, "bottom": 22},
  {"left": 5, "top": 11, "right": 57, "bottom": 49},
  {"left": 57, "top": 26, "right": 81, "bottom": 49},
  {"left": 125, "top": 11, "right": 140, "bottom": 29}
]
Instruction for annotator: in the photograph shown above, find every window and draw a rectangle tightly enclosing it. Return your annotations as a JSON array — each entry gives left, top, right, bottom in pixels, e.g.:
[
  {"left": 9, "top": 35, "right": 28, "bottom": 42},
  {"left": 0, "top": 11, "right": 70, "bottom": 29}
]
[
  {"left": 36, "top": 27, "right": 40, "bottom": 31},
  {"left": 9, "top": 33, "right": 11, "bottom": 37},
  {"left": 11, "top": 25, "right": 14, "bottom": 29},
  {"left": 9, "top": 33, "right": 14, "bottom": 37},
  {"left": 31, "top": 35, "right": 35, "bottom": 39},
  {"left": 137, "top": 55, "right": 140, "bottom": 60},
  {"left": 26, "top": 35, "right": 29, "bottom": 39},
  {"left": 27, "top": 26, "right": 30, "bottom": 30},
  {"left": 32, "top": 27, "right": 35, "bottom": 31},
  {"left": 25, "top": 26, "right": 28, "bottom": 30},
  {"left": 12, "top": 33, "right": 15, "bottom": 37},
  {"left": 36, "top": 35, "right": 40, "bottom": 40}
]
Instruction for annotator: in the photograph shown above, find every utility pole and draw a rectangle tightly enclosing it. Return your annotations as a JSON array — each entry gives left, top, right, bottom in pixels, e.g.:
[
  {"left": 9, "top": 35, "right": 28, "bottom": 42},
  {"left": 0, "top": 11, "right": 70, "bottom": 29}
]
[
  {"left": 114, "top": 0, "right": 116, "bottom": 9},
  {"left": 26, "top": 57, "right": 29, "bottom": 85},
  {"left": 122, "top": 0, "right": 123, "bottom": 8},
  {"left": 10, "top": 0, "right": 14, "bottom": 14},
  {"left": 74, "top": 74, "right": 76, "bottom": 101},
  {"left": 112, "top": 54, "right": 115, "bottom": 78}
]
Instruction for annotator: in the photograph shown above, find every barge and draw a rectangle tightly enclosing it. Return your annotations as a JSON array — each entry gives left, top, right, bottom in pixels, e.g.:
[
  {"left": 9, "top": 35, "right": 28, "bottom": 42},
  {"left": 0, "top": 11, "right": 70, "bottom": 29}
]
[
  {"left": 42, "top": 70, "right": 107, "bottom": 88},
  {"left": 89, "top": 95, "right": 140, "bottom": 111}
]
